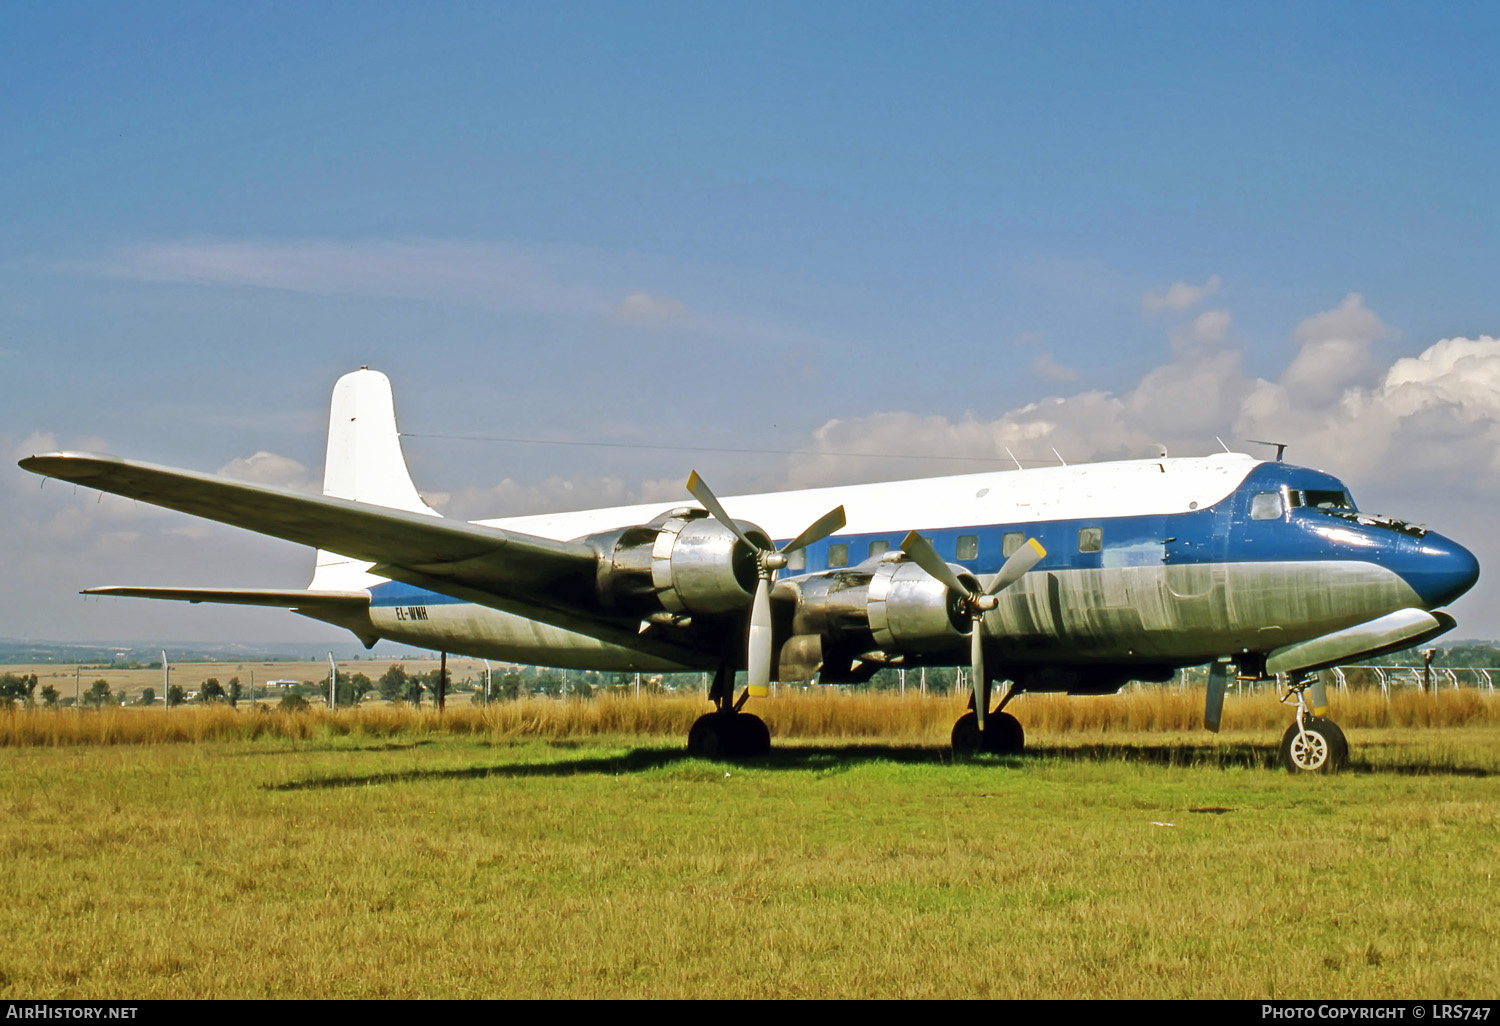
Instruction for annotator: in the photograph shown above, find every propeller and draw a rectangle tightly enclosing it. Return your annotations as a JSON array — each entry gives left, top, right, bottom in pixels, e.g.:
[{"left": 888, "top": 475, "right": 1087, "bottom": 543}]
[
  {"left": 899, "top": 531, "right": 1046, "bottom": 732},
  {"left": 687, "top": 472, "right": 846, "bottom": 697},
  {"left": 1205, "top": 659, "right": 1229, "bottom": 732}
]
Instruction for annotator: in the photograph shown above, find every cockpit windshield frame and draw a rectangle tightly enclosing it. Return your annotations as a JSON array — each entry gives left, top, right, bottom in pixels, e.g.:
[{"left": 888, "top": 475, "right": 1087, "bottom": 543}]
[{"left": 1291, "top": 488, "right": 1356, "bottom": 512}]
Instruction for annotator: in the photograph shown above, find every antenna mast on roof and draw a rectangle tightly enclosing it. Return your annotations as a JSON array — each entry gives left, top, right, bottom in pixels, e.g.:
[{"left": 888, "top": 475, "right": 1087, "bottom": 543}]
[{"left": 1248, "top": 439, "right": 1288, "bottom": 462}]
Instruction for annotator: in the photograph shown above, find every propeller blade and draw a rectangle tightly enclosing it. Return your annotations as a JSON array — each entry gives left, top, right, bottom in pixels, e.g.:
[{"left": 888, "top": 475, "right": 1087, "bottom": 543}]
[
  {"left": 986, "top": 537, "right": 1047, "bottom": 596},
  {"left": 900, "top": 531, "right": 973, "bottom": 597},
  {"left": 780, "top": 505, "right": 847, "bottom": 555},
  {"left": 686, "top": 471, "right": 762, "bottom": 552},
  {"left": 747, "top": 576, "right": 773, "bottom": 697},
  {"left": 972, "top": 625, "right": 986, "bottom": 733},
  {"left": 1205, "top": 660, "right": 1228, "bottom": 733}
]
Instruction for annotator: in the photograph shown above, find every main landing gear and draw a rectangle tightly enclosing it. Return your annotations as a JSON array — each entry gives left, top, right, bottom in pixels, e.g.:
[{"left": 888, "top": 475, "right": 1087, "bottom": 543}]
[
  {"left": 687, "top": 663, "right": 771, "bottom": 759},
  {"left": 951, "top": 680, "right": 1025, "bottom": 756},
  {"left": 1279, "top": 673, "right": 1348, "bottom": 774}
]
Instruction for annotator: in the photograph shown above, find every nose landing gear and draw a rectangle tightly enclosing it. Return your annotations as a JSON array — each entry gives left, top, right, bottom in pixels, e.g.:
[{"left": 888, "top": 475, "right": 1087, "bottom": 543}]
[{"left": 1279, "top": 674, "right": 1348, "bottom": 774}]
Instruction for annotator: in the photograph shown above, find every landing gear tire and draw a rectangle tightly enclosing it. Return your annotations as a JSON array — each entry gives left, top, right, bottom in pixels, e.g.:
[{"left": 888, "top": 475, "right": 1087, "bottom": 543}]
[
  {"left": 984, "top": 712, "right": 1025, "bottom": 755},
  {"left": 951, "top": 712, "right": 982, "bottom": 755},
  {"left": 736, "top": 713, "right": 771, "bottom": 757},
  {"left": 1280, "top": 717, "right": 1348, "bottom": 775},
  {"left": 951, "top": 711, "right": 1025, "bottom": 756},
  {"left": 688, "top": 712, "right": 771, "bottom": 759}
]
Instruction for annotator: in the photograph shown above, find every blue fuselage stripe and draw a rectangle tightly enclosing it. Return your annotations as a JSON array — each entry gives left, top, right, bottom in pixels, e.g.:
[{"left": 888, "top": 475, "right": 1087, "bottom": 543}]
[{"left": 369, "top": 463, "right": 1455, "bottom": 609}]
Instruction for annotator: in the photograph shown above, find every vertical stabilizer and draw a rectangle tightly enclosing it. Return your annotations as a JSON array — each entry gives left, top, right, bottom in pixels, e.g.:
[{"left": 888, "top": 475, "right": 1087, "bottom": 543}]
[
  {"left": 311, "top": 368, "right": 439, "bottom": 591},
  {"left": 323, "top": 368, "right": 440, "bottom": 515}
]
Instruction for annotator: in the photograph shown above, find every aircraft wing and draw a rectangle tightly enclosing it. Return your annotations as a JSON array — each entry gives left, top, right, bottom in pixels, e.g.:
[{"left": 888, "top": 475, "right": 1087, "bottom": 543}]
[
  {"left": 21, "top": 451, "right": 701, "bottom": 661},
  {"left": 80, "top": 586, "right": 371, "bottom": 609}
]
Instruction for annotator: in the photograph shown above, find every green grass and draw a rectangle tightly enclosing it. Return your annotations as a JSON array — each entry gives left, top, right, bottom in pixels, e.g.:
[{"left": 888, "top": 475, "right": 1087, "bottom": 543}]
[{"left": 2, "top": 724, "right": 1498, "bottom": 998}]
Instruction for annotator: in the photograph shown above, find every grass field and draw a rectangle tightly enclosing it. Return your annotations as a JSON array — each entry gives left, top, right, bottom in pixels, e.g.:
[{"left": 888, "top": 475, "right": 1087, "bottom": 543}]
[{"left": 1, "top": 690, "right": 1497, "bottom": 999}]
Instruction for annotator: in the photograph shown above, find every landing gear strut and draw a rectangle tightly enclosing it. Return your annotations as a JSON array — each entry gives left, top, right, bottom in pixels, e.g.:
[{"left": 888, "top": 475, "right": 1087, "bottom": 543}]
[
  {"left": 951, "top": 681, "right": 1025, "bottom": 756},
  {"left": 687, "top": 663, "right": 771, "bottom": 759},
  {"left": 1279, "top": 673, "right": 1348, "bottom": 774}
]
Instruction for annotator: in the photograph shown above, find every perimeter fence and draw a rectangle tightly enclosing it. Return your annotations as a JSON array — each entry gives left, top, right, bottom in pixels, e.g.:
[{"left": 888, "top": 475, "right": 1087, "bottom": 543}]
[{"left": 1165, "top": 664, "right": 1499, "bottom": 698}]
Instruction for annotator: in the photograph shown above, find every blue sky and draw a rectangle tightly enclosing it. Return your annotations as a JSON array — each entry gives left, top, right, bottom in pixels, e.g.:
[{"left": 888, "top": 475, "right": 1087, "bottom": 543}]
[{"left": 4, "top": 2, "right": 1499, "bottom": 642}]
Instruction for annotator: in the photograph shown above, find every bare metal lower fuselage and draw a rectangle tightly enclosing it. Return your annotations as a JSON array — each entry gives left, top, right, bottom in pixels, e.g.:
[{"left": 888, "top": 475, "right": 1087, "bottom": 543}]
[{"left": 345, "top": 557, "right": 1420, "bottom": 681}]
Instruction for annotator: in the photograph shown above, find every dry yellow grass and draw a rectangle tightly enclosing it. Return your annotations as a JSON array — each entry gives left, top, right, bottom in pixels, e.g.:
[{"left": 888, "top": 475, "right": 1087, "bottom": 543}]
[{"left": 2, "top": 684, "right": 1494, "bottom": 747}]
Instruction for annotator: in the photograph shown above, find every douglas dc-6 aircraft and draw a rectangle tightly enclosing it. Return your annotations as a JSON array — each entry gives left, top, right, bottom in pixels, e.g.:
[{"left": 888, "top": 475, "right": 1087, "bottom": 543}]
[{"left": 20, "top": 369, "right": 1480, "bottom": 772}]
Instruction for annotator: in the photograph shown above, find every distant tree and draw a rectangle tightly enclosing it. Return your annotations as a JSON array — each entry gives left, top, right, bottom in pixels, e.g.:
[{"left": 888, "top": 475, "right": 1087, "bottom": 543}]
[
  {"left": 1435, "top": 643, "right": 1500, "bottom": 668},
  {"left": 82, "top": 679, "right": 112, "bottom": 707},
  {"left": 40, "top": 684, "right": 60, "bottom": 707},
  {"left": 377, "top": 664, "right": 408, "bottom": 703},
  {"left": 531, "top": 671, "right": 562, "bottom": 698},
  {"left": 419, "top": 668, "right": 447, "bottom": 700},
  {"left": 137, "top": 686, "right": 157, "bottom": 706},
  {"left": 226, "top": 677, "right": 241, "bottom": 708},
  {"left": 336, "top": 671, "right": 373, "bottom": 706},
  {"left": 199, "top": 678, "right": 226, "bottom": 703},
  {"left": 498, "top": 672, "right": 522, "bottom": 701},
  {"left": 278, "top": 693, "right": 310, "bottom": 712},
  {"left": 166, "top": 684, "right": 186, "bottom": 707},
  {"left": 402, "top": 673, "right": 424, "bottom": 705},
  {"left": 0, "top": 673, "right": 38, "bottom": 708}
]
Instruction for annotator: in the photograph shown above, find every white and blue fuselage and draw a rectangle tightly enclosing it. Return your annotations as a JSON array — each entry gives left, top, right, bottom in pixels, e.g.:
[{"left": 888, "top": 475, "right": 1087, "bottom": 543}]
[{"left": 361, "top": 453, "right": 1478, "bottom": 681}]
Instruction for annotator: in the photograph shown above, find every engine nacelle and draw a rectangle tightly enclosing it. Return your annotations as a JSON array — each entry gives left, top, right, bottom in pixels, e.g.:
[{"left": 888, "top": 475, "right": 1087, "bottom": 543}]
[
  {"left": 783, "top": 555, "right": 977, "bottom": 658},
  {"left": 589, "top": 508, "right": 771, "bottom": 619}
]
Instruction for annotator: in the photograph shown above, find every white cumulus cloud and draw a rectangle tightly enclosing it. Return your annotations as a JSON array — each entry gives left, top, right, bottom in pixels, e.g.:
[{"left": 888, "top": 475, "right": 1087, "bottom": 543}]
[
  {"left": 1143, "top": 274, "right": 1222, "bottom": 313},
  {"left": 217, "top": 451, "right": 315, "bottom": 492}
]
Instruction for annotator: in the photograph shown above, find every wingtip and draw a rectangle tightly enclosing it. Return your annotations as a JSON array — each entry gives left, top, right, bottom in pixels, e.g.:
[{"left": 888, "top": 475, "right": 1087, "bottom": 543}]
[{"left": 19, "top": 450, "right": 119, "bottom": 474}]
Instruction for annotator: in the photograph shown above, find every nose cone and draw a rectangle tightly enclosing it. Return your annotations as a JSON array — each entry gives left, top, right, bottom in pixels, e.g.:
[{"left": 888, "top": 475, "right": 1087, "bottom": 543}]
[{"left": 1405, "top": 532, "right": 1480, "bottom": 609}]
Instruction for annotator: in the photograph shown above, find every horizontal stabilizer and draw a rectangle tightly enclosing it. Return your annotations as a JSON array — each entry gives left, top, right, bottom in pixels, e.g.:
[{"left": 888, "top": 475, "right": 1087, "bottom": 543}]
[
  {"left": 1266, "top": 608, "right": 1456, "bottom": 675},
  {"left": 83, "top": 586, "right": 370, "bottom": 609}
]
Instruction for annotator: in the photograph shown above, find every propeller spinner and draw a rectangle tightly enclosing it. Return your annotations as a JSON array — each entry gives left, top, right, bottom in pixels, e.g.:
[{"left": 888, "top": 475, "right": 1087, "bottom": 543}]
[
  {"left": 686, "top": 472, "right": 846, "bottom": 696},
  {"left": 899, "top": 531, "right": 1046, "bottom": 732}
]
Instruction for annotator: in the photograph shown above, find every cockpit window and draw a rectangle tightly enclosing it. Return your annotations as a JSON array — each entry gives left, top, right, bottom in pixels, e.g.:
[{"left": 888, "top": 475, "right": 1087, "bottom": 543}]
[
  {"left": 1250, "top": 491, "right": 1284, "bottom": 520},
  {"left": 1299, "top": 489, "right": 1355, "bottom": 511}
]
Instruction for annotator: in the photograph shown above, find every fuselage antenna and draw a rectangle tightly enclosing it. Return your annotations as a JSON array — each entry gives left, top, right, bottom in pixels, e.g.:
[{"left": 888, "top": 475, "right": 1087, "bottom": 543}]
[
  {"left": 1215, "top": 436, "right": 1231, "bottom": 454},
  {"left": 1248, "top": 439, "right": 1288, "bottom": 462},
  {"left": 1052, "top": 448, "right": 1068, "bottom": 467},
  {"left": 1004, "top": 447, "right": 1023, "bottom": 471}
]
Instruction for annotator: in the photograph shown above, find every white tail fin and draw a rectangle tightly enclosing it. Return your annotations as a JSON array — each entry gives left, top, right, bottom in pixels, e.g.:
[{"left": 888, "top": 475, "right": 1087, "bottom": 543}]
[{"left": 310, "top": 368, "right": 439, "bottom": 591}]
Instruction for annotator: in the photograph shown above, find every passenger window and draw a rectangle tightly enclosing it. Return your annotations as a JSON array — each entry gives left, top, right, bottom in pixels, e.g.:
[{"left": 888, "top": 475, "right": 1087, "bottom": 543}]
[
  {"left": 868, "top": 540, "right": 889, "bottom": 559},
  {"left": 1078, "top": 527, "right": 1102, "bottom": 553},
  {"left": 828, "top": 543, "right": 848, "bottom": 568},
  {"left": 1001, "top": 532, "right": 1024, "bottom": 557},
  {"left": 956, "top": 535, "right": 978, "bottom": 560},
  {"left": 786, "top": 549, "right": 806, "bottom": 572},
  {"left": 1250, "top": 491, "right": 1284, "bottom": 520}
]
